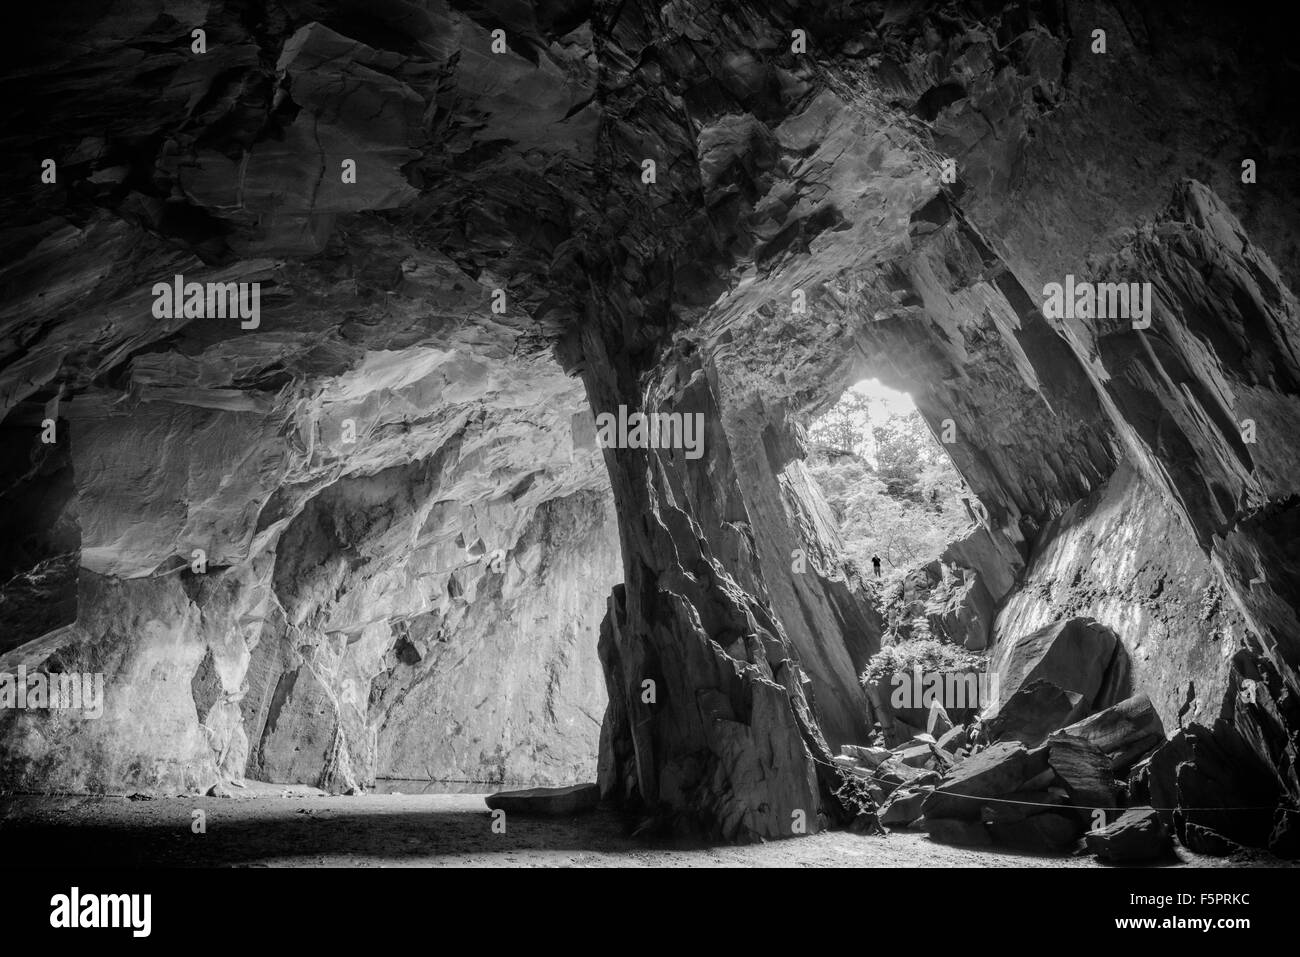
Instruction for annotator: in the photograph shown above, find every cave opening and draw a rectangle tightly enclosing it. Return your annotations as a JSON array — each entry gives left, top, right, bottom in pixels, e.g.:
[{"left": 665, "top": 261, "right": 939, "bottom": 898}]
[
  {"left": 805, "top": 377, "right": 978, "bottom": 585},
  {"left": 805, "top": 378, "right": 994, "bottom": 648}
]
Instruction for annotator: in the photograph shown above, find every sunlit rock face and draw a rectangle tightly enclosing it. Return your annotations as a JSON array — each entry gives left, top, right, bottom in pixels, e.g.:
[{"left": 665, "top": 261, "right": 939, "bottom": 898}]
[
  {"left": 0, "top": 332, "right": 619, "bottom": 793},
  {"left": 1, "top": 0, "right": 1299, "bottom": 846},
  {"left": 313, "top": 490, "right": 615, "bottom": 788},
  {"left": 997, "top": 462, "right": 1248, "bottom": 736}
]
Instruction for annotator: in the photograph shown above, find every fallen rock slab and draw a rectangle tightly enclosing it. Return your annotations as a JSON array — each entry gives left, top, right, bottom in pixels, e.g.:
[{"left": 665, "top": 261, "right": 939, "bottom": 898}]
[
  {"left": 876, "top": 757, "right": 937, "bottom": 793},
  {"left": 986, "top": 679, "right": 1088, "bottom": 747},
  {"left": 988, "top": 617, "right": 1127, "bottom": 719},
  {"left": 1060, "top": 693, "right": 1165, "bottom": 773},
  {"left": 926, "top": 817, "right": 993, "bottom": 847},
  {"left": 987, "top": 811, "right": 1081, "bottom": 852},
  {"left": 936, "top": 726, "right": 969, "bottom": 754},
  {"left": 1085, "top": 807, "right": 1172, "bottom": 863},
  {"left": 484, "top": 783, "right": 600, "bottom": 816},
  {"left": 921, "top": 741, "right": 1047, "bottom": 821},
  {"left": 1048, "top": 732, "right": 1117, "bottom": 812},
  {"left": 1184, "top": 822, "right": 1246, "bottom": 857},
  {"left": 1018, "top": 766, "right": 1058, "bottom": 792},
  {"left": 980, "top": 788, "right": 1068, "bottom": 825},
  {"left": 840, "top": 744, "right": 892, "bottom": 768},
  {"left": 896, "top": 744, "right": 936, "bottom": 769},
  {"left": 926, "top": 700, "right": 954, "bottom": 738},
  {"left": 879, "top": 787, "right": 931, "bottom": 826},
  {"left": 1175, "top": 721, "right": 1278, "bottom": 849}
]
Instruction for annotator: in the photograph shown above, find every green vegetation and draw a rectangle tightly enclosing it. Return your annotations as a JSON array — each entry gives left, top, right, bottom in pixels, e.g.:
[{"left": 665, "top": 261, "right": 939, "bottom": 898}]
[
  {"left": 806, "top": 391, "right": 973, "bottom": 579},
  {"left": 860, "top": 638, "right": 987, "bottom": 687},
  {"left": 806, "top": 382, "right": 987, "bottom": 689}
]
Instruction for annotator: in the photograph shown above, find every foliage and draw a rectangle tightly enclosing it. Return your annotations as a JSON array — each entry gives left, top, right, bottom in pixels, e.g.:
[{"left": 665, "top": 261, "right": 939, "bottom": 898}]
[
  {"left": 806, "top": 405, "right": 972, "bottom": 574},
  {"left": 860, "top": 638, "right": 987, "bottom": 687},
  {"left": 806, "top": 388, "right": 873, "bottom": 456}
]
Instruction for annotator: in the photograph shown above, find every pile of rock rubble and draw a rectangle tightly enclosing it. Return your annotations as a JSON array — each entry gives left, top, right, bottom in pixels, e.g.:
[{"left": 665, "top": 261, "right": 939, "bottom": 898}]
[{"left": 837, "top": 617, "right": 1289, "bottom": 861}]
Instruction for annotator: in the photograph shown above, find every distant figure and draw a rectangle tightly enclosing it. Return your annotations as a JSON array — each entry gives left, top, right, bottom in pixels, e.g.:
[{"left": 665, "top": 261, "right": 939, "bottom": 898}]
[{"left": 871, "top": 555, "right": 882, "bottom": 578}]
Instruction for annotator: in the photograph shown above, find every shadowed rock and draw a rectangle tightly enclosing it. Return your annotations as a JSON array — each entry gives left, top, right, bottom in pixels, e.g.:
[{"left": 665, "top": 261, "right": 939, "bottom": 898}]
[
  {"left": 1059, "top": 694, "right": 1166, "bottom": 774},
  {"left": 922, "top": 742, "right": 1047, "bottom": 822},
  {"left": 485, "top": 784, "right": 600, "bottom": 816},
  {"left": 986, "top": 679, "right": 1089, "bottom": 748},
  {"left": 1085, "top": 808, "right": 1172, "bottom": 863},
  {"left": 987, "top": 618, "right": 1128, "bottom": 722}
]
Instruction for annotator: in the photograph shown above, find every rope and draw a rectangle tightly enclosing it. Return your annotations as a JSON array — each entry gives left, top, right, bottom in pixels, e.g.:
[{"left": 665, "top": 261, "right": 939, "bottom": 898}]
[{"left": 814, "top": 751, "right": 1284, "bottom": 814}]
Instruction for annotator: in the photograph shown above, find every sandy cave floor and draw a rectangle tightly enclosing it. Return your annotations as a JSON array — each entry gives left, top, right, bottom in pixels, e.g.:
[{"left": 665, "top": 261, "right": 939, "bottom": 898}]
[{"left": 0, "top": 784, "right": 1291, "bottom": 868}]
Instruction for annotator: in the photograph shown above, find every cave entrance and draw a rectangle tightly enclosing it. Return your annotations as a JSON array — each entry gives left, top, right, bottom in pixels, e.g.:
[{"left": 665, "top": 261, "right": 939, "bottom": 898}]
[{"left": 805, "top": 378, "right": 985, "bottom": 645}]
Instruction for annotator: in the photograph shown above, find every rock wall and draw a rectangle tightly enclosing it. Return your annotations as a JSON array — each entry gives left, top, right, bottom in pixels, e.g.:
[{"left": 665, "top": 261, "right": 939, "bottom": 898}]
[
  {"left": 996, "top": 461, "right": 1249, "bottom": 736},
  {"left": 242, "top": 484, "right": 617, "bottom": 790},
  {"left": 0, "top": 328, "right": 621, "bottom": 793},
  {"left": 372, "top": 491, "right": 616, "bottom": 786}
]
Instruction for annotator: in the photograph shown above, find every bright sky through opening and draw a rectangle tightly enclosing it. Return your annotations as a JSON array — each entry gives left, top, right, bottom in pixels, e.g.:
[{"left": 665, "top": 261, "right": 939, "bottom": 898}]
[{"left": 849, "top": 378, "right": 915, "bottom": 418}]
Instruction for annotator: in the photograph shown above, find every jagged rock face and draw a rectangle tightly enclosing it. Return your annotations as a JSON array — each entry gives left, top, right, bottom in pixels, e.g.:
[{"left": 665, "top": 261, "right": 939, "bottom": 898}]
[
  {"left": 240, "top": 487, "right": 616, "bottom": 789},
  {"left": 2, "top": 0, "right": 1300, "bottom": 845},
  {"left": 371, "top": 491, "right": 616, "bottom": 785},
  {"left": 997, "top": 461, "right": 1249, "bottom": 734}
]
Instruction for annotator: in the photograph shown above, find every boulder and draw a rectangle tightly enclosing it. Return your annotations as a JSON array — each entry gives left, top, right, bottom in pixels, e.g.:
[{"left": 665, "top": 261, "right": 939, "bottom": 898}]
[
  {"left": 936, "top": 726, "right": 969, "bottom": 754},
  {"left": 987, "top": 811, "right": 1081, "bottom": 852},
  {"left": 926, "top": 700, "right": 954, "bottom": 738},
  {"left": 980, "top": 788, "right": 1068, "bottom": 825},
  {"left": 927, "top": 571, "right": 996, "bottom": 652},
  {"left": 484, "top": 783, "right": 600, "bottom": 816},
  {"left": 896, "top": 744, "right": 936, "bottom": 769},
  {"left": 941, "top": 526, "right": 1024, "bottom": 607},
  {"left": 921, "top": 741, "right": 1047, "bottom": 821},
  {"left": 1270, "top": 809, "right": 1300, "bottom": 860},
  {"left": 926, "top": 817, "right": 993, "bottom": 847},
  {"left": 1018, "top": 767, "right": 1058, "bottom": 792},
  {"left": 987, "top": 618, "right": 1128, "bottom": 719},
  {"left": 986, "top": 679, "right": 1088, "bottom": 747},
  {"left": 1184, "top": 823, "right": 1245, "bottom": 857},
  {"left": 928, "top": 746, "right": 957, "bottom": 772},
  {"left": 1085, "top": 807, "right": 1172, "bottom": 863},
  {"left": 901, "top": 732, "right": 938, "bottom": 748},
  {"left": 879, "top": 787, "right": 931, "bottom": 826},
  {"left": 903, "top": 565, "right": 938, "bottom": 603},
  {"left": 874, "top": 757, "right": 935, "bottom": 796},
  {"left": 925, "top": 526, "right": 1025, "bottom": 652},
  {"left": 839, "top": 744, "right": 892, "bottom": 768},
  {"left": 1047, "top": 732, "right": 1117, "bottom": 812},
  {"left": 1147, "top": 720, "right": 1277, "bottom": 850},
  {"left": 1059, "top": 693, "right": 1166, "bottom": 773}
]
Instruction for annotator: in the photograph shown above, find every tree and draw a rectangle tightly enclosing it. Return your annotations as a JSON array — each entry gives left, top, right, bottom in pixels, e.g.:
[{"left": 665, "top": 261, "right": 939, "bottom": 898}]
[
  {"left": 873, "top": 410, "right": 935, "bottom": 496},
  {"left": 807, "top": 388, "right": 872, "bottom": 455},
  {"left": 806, "top": 411, "right": 974, "bottom": 583}
]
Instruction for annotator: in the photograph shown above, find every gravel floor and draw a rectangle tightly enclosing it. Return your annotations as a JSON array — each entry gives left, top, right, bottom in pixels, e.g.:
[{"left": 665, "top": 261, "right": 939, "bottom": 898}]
[{"left": 1, "top": 786, "right": 1289, "bottom": 868}]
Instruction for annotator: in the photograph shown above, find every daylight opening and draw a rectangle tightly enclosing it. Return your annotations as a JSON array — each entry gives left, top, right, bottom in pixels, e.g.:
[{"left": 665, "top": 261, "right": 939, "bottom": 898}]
[{"left": 805, "top": 379, "right": 989, "bottom": 650}]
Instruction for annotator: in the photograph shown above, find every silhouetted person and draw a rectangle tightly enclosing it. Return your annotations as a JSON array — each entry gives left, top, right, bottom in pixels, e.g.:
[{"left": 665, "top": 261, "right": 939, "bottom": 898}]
[{"left": 871, "top": 555, "right": 881, "bottom": 578}]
